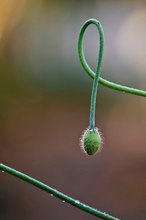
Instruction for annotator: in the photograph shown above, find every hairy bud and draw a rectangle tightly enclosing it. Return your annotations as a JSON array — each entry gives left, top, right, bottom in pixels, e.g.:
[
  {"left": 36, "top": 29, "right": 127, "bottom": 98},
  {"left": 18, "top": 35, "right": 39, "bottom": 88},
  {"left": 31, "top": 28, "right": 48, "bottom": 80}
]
[{"left": 81, "top": 128, "right": 102, "bottom": 155}]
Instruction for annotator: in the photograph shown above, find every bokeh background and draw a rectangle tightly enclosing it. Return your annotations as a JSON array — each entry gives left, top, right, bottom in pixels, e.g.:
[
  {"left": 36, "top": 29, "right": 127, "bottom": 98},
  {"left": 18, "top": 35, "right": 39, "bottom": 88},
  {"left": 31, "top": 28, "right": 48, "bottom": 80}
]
[{"left": 0, "top": 0, "right": 146, "bottom": 219}]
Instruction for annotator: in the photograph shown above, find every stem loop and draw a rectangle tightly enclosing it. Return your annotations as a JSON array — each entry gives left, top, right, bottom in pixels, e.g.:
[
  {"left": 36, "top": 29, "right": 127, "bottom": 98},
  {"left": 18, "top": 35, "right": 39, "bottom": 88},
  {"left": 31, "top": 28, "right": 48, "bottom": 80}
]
[
  {"left": 78, "top": 18, "right": 146, "bottom": 97},
  {"left": 78, "top": 19, "right": 104, "bottom": 129}
]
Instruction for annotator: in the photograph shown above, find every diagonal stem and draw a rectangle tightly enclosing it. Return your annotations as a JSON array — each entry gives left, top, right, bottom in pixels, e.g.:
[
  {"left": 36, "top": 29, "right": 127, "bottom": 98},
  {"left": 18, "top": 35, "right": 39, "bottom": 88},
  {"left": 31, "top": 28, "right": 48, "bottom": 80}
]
[{"left": 0, "top": 163, "right": 119, "bottom": 220}]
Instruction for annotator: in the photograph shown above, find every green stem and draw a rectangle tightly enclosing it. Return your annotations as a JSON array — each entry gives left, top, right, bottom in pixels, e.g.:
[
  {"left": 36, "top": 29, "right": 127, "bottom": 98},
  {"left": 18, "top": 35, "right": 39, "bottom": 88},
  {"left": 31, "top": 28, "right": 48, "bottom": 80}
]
[
  {"left": 78, "top": 19, "right": 104, "bottom": 129},
  {"left": 0, "top": 163, "right": 119, "bottom": 220},
  {"left": 78, "top": 19, "right": 146, "bottom": 97}
]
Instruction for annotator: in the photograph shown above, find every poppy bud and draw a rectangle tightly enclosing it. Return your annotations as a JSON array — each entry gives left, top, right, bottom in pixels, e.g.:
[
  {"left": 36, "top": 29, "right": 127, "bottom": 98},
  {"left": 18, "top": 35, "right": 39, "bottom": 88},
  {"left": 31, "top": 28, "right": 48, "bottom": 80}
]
[{"left": 81, "top": 128, "right": 102, "bottom": 155}]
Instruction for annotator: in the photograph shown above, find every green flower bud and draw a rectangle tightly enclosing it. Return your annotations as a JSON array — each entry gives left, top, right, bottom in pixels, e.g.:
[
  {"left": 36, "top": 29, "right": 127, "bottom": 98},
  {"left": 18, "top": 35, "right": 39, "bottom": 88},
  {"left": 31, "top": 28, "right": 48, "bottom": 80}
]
[{"left": 81, "top": 128, "right": 102, "bottom": 155}]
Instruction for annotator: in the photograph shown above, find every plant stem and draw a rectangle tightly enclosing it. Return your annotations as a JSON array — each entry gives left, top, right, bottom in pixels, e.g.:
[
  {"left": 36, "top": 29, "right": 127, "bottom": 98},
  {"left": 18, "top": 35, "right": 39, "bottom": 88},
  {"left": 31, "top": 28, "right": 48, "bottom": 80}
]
[
  {"left": 78, "top": 19, "right": 104, "bottom": 130},
  {"left": 78, "top": 19, "right": 104, "bottom": 129},
  {"left": 0, "top": 163, "right": 119, "bottom": 220},
  {"left": 78, "top": 18, "right": 146, "bottom": 97}
]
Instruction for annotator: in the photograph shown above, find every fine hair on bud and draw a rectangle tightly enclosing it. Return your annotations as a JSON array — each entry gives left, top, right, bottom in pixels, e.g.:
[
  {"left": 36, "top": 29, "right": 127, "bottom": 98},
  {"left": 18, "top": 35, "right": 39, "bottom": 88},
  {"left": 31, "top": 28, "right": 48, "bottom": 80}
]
[{"left": 81, "top": 128, "right": 102, "bottom": 156}]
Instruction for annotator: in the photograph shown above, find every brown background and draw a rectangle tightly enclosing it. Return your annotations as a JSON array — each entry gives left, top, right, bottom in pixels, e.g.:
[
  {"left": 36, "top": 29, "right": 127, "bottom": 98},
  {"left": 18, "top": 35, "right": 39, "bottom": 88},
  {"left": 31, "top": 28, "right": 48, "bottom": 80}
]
[{"left": 0, "top": 1, "right": 146, "bottom": 219}]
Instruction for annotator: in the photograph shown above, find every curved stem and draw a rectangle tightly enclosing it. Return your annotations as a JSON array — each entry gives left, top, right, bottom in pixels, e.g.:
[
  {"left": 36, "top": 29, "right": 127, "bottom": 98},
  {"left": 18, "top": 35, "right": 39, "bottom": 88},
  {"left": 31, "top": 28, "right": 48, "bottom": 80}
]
[
  {"left": 0, "top": 163, "right": 119, "bottom": 220},
  {"left": 78, "top": 18, "right": 146, "bottom": 97},
  {"left": 78, "top": 19, "right": 104, "bottom": 129}
]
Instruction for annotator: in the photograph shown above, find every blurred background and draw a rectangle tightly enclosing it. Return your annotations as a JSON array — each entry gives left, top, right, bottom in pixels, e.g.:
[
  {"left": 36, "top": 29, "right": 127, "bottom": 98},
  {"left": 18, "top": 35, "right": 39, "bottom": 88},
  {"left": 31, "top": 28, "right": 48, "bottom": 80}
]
[{"left": 0, "top": 0, "right": 146, "bottom": 219}]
